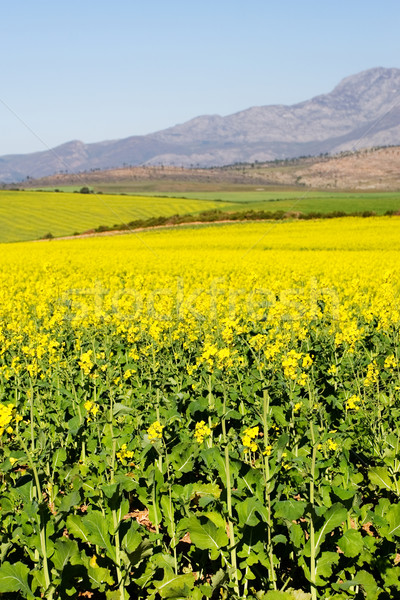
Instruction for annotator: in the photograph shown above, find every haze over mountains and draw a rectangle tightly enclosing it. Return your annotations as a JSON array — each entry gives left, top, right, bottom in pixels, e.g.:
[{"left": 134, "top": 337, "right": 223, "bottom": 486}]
[{"left": 1, "top": 67, "right": 400, "bottom": 183}]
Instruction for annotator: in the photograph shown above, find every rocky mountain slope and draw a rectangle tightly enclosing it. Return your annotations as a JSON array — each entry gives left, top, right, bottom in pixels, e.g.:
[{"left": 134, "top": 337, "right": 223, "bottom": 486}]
[
  {"left": 17, "top": 145, "right": 400, "bottom": 192},
  {"left": 1, "top": 67, "right": 400, "bottom": 182}
]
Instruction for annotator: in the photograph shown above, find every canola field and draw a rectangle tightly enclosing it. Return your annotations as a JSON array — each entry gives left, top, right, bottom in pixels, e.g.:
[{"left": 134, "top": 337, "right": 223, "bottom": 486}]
[{"left": 1, "top": 218, "right": 400, "bottom": 599}]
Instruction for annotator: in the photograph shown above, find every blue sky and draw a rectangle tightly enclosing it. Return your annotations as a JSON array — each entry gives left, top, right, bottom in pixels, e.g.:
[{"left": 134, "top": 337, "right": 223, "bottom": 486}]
[{"left": 0, "top": 0, "right": 399, "bottom": 155}]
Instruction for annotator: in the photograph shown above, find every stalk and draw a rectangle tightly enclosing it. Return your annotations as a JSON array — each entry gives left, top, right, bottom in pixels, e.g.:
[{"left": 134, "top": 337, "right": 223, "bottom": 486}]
[
  {"left": 262, "top": 391, "right": 277, "bottom": 590},
  {"left": 152, "top": 474, "right": 161, "bottom": 541},
  {"left": 208, "top": 374, "right": 214, "bottom": 447},
  {"left": 221, "top": 394, "right": 239, "bottom": 597},
  {"left": 109, "top": 405, "right": 126, "bottom": 600},
  {"left": 169, "top": 484, "right": 178, "bottom": 575},
  {"left": 156, "top": 394, "right": 163, "bottom": 472},
  {"left": 29, "top": 384, "right": 35, "bottom": 453},
  {"left": 18, "top": 434, "right": 53, "bottom": 599},
  {"left": 309, "top": 425, "right": 317, "bottom": 600}
]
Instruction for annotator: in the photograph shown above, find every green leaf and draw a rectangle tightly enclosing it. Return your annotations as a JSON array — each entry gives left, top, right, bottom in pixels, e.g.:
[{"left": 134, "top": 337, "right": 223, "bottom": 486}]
[
  {"left": 274, "top": 499, "right": 307, "bottom": 522},
  {"left": 289, "top": 523, "right": 304, "bottom": 549},
  {"left": 86, "top": 559, "right": 114, "bottom": 590},
  {"left": 179, "top": 514, "right": 228, "bottom": 560},
  {"left": 262, "top": 591, "right": 294, "bottom": 599},
  {"left": 106, "top": 590, "right": 122, "bottom": 600},
  {"left": 102, "top": 482, "right": 118, "bottom": 499},
  {"left": 315, "top": 551, "right": 339, "bottom": 584},
  {"left": 338, "top": 570, "right": 379, "bottom": 600},
  {"left": 153, "top": 568, "right": 195, "bottom": 598},
  {"left": 313, "top": 503, "right": 346, "bottom": 554},
  {"left": 170, "top": 443, "right": 194, "bottom": 474},
  {"left": 381, "top": 502, "right": 400, "bottom": 540},
  {"left": 337, "top": 529, "right": 363, "bottom": 557},
  {"left": 210, "top": 568, "right": 228, "bottom": 591},
  {"left": 189, "top": 482, "right": 221, "bottom": 500},
  {"left": 58, "top": 489, "right": 81, "bottom": 513},
  {"left": 124, "top": 539, "right": 152, "bottom": 566},
  {"left": 52, "top": 538, "right": 80, "bottom": 572},
  {"left": 161, "top": 494, "right": 176, "bottom": 540},
  {"left": 66, "top": 514, "right": 90, "bottom": 544},
  {"left": 52, "top": 447, "right": 67, "bottom": 470},
  {"left": 285, "top": 591, "right": 311, "bottom": 600},
  {"left": 83, "top": 511, "right": 116, "bottom": 562},
  {"left": 0, "top": 562, "right": 35, "bottom": 599},
  {"left": 383, "top": 566, "right": 400, "bottom": 590},
  {"left": 369, "top": 467, "right": 393, "bottom": 491},
  {"left": 236, "top": 497, "right": 263, "bottom": 527},
  {"left": 113, "top": 402, "right": 133, "bottom": 416},
  {"left": 202, "top": 511, "right": 226, "bottom": 530},
  {"left": 67, "top": 415, "right": 81, "bottom": 435},
  {"left": 122, "top": 520, "right": 142, "bottom": 554},
  {"left": 14, "top": 477, "right": 34, "bottom": 505}
]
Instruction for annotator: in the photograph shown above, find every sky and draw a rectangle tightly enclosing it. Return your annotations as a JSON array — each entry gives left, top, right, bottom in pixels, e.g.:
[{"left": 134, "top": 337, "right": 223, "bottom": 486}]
[{"left": 0, "top": 0, "right": 399, "bottom": 156}]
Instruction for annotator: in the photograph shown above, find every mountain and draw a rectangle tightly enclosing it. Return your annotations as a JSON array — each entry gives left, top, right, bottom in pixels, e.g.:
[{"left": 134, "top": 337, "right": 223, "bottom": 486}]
[{"left": 1, "top": 67, "right": 400, "bottom": 183}]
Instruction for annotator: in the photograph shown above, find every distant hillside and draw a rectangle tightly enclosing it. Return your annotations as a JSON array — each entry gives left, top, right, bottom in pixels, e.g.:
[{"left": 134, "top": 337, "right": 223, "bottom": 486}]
[
  {"left": 16, "top": 146, "right": 400, "bottom": 192},
  {"left": 1, "top": 67, "right": 400, "bottom": 183}
]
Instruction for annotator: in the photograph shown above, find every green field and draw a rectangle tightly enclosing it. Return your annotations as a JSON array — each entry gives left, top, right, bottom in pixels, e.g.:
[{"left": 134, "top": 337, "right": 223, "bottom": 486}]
[
  {"left": 2, "top": 188, "right": 400, "bottom": 244},
  {"left": 0, "top": 190, "right": 232, "bottom": 243},
  {"left": 161, "top": 190, "right": 400, "bottom": 214}
]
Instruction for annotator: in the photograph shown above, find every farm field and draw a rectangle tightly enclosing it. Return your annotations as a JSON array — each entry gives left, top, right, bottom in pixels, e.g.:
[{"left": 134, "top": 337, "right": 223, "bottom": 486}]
[
  {"left": 0, "top": 190, "right": 231, "bottom": 243},
  {"left": 1, "top": 218, "right": 400, "bottom": 599},
  {"left": 158, "top": 190, "right": 400, "bottom": 215},
  {"left": 3, "top": 188, "right": 400, "bottom": 244},
  {"left": 31, "top": 183, "right": 400, "bottom": 216}
]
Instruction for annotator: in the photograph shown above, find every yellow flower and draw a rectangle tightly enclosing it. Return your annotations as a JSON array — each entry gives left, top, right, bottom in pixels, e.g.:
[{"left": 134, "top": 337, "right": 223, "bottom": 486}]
[
  {"left": 346, "top": 394, "right": 361, "bottom": 411},
  {"left": 327, "top": 438, "right": 338, "bottom": 451},
  {"left": 194, "top": 420, "right": 211, "bottom": 444},
  {"left": 116, "top": 443, "right": 135, "bottom": 465},
  {"left": 242, "top": 426, "right": 259, "bottom": 452},
  {"left": 148, "top": 421, "right": 163, "bottom": 441},
  {"left": 384, "top": 355, "right": 397, "bottom": 370},
  {"left": 90, "top": 555, "right": 98, "bottom": 568},
  {"left": 302, "top": 354, "right": 314, "bottom": 368},
  {"left": 84, "top": 400, "right": 99, "bottom": 419},
  {"left": 0, "top": 403, "right": 19, "bottom": 434}
]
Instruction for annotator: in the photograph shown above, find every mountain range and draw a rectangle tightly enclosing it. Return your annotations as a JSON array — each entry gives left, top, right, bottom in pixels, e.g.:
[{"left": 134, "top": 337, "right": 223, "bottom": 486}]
[{"left": 1, "top": 67, "right": 400, "bottom": 183}]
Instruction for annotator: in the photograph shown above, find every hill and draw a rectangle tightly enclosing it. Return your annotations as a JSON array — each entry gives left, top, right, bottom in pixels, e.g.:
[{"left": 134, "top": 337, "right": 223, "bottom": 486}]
[
  {"left": 1, "top": 67, "right": 400, "bottom": 182},
  {"left": 15, "top": 145, "right": 400, "bottom": 193}
]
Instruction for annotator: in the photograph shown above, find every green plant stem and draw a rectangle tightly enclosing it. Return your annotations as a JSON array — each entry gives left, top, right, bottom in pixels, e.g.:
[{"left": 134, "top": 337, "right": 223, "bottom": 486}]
[
  {"left": 208, "top": 374, "right": 214, "bottom": 447},
  {"left": 29, "top": 384, "right": 35, "bottom": 454},
  {"left": 309, "top": 425, "right": 317, "bottom": 600},
  {"left": 156, "top": 394, "right": 163, "bottom": 471},
  {"left": 221, "top": 394, "right": 240, "bottom": 597},
  {"left": 109, "top": 400, "right": 126, "bottom": 600},
  {"left": 169, "top": 484, "right": 178, "bottom": 575},
  {"left": 224, "top": 441, "right": 239, "bottom": 596},
  {"left": 18, "top": 434, "right": 53, "bottom": 599},
  {"left": 152, "top": 476, "right": 161, "bottom": 541},
  {"left": 262, "top": 391, "right": 277, "bottom": 590},
  {"left": 110, "top": 438, "right": 126, "bottom": 600}
]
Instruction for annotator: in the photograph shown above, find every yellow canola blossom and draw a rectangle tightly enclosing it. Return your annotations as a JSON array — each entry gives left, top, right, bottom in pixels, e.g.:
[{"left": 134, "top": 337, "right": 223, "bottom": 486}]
[
  {"left": 194, "top": 421, "right": 211, "bottom": 444},
  {"left": 242, "top": 426, "right": 260, "bottom": 453},
  {"left": 116, "top": 444, "right": 135, "bottom": 465},
  {"left": 148, "top": 421, "right": 163, "bottom": 441},
  {"left": 346, "top": 395, "right": 361, "bottom": 411}
]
